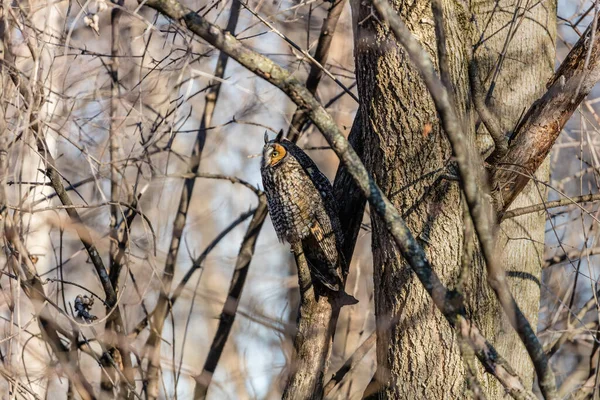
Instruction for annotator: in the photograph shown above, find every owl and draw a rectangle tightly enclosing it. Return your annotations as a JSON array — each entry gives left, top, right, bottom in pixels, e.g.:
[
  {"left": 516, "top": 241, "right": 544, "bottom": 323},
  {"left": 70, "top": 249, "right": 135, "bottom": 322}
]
[{"left": 261, "top": 130, "right": 357, "bottom": 305}]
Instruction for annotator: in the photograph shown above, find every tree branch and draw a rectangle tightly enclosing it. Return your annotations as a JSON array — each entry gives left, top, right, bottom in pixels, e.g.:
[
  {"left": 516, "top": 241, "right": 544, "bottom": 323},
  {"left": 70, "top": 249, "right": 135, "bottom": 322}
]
[
  {"left": 2, "top": 25, "right": 135, "bottom": 394},
  {"left": 0, "top": 138, "right": 96, "bottom": 400},
  {"left": 469, "top": 59, "right": 508, "bottom": 162},
  {"left": 239, "top": 0, "right": 357, "bottom": 106},
  {"left": 502, "top": 192, "right": 600, "bottom": 219},
  {"left": 282, "top": 242, "right": 338, "bottom": 400},
  {"left": 544, "top": 287, "right": 600, "bottom": 358},
  {"left": 544, "top": 246, "right": 600, "bottom": 269},
  {"left": 128, "top": 209, "right": 255, "bottom": 342},
  {"left": 104, "top": 2, "right": 136, "bottom": 395},
  {"left": 287, "top": 0, "right": 349, "bottom": 142},
  {"left": 38, "top": 137, "right": 117, "bottom": 305},
  {"left": 323, "top": 330, "right": 375, "bottom": 396},
  {"left": 493, "top": 18, "right": 600, "bottom": 212}
]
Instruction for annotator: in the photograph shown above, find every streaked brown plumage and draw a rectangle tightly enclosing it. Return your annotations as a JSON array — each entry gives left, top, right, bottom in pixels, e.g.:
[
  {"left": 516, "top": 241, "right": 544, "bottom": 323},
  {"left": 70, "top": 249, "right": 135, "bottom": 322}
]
[{"left": 260, "top": 131, "right": 357, "bottom": 304}]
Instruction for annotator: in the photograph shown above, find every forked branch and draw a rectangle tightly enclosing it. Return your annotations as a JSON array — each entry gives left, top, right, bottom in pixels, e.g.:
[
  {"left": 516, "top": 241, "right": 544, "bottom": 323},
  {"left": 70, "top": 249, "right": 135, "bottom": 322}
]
[{"left": 493, "top": 16, "right": 600, "bottom": 212}]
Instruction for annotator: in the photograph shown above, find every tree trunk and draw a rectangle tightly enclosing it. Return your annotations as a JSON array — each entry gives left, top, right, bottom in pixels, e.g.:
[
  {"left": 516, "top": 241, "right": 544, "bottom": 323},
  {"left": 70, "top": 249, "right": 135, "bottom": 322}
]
[
  {"left": 472, "top": 0, "right": 557, "bottom": 395},
  {"left": 350, "top": 0, "right": 555, "bottom": 396},
  {"left": 352, "top": 0, "right": 473, "bottom": 397}
]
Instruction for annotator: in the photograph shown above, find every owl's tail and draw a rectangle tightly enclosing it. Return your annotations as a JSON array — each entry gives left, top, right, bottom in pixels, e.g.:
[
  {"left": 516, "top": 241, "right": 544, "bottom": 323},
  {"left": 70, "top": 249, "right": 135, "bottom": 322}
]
[
  {"left": 312, "top": 268, "right": 358, "bottom": 305},
  {"left": 337, "top": 290, "right": 359, "bottom": 306}
]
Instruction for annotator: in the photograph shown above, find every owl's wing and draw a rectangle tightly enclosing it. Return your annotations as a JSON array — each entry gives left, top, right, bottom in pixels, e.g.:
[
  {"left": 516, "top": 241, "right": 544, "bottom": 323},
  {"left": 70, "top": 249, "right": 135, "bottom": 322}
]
[
  {"left": 309, "top": 220, "right": 338, "bottom": 264},
  {"left": 302, "top": 219, "right": 343, "bottom": 291}
]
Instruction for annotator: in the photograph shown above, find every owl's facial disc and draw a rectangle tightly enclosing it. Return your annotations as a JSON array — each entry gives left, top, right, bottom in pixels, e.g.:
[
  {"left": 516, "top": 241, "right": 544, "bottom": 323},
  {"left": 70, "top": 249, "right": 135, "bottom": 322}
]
[{"left": 265, "top": 143, "right": 286, "bottom": 167}]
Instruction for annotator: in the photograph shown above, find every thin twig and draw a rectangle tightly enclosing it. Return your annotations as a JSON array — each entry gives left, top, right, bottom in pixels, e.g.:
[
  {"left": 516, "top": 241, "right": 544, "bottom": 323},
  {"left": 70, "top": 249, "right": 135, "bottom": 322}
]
[
  {"left": 544, "top": 287, "right": 600, "bottom": 358},
  {"left": 323, "top": 331, "right": 375, "bottom": 395},
  {"left": 38, "top": 137, "right": 118, "bottom": 305},
  {"left": 469, "top": 59, "right": 508, "bottom": 162},
  {"left": 544, "top": 246, "right": 600, "bottom": 269},
  {"left": 503, "top": 192, "right": 600, "bottom": 219},
  {"left": 128, "top": 209, "right": 254, "bottom": 342},
  {"left": 171, "top": 208, "right": 256, "bottom": 309},
  {"left": 0, "top": 138, "right": 97, "bottom": 400},
  {"left": 239, "top": 0, "right": 358, "bottom": 104}
]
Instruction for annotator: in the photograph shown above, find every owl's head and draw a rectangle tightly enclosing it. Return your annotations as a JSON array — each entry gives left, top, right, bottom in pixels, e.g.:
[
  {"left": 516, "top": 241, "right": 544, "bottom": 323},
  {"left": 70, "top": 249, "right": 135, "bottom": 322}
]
[{"left": 262, "top": 130, "right": 289, "bottom": 169}]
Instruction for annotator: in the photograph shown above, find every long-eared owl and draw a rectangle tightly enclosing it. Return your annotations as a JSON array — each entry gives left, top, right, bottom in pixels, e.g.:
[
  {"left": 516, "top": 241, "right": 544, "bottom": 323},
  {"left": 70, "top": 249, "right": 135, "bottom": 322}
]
[{"left": 261, "top": 130, "right": 357, "bottom": 304}]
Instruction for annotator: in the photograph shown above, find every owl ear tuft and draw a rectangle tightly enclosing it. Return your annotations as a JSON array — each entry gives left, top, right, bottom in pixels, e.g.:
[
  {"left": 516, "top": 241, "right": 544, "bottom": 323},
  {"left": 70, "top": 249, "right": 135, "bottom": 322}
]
[
  {"left": 275, "top": 129, "right": 284, "bottom": 143},
  {"left": 264, "top": 131, "right": 269, "bottom": 144}
]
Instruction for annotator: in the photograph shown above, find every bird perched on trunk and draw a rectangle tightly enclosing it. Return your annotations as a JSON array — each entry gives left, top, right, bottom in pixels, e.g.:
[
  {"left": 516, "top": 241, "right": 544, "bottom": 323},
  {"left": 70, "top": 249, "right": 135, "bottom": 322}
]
[{"left": 261, "top": 130, "right": 357, "bottom": 305}]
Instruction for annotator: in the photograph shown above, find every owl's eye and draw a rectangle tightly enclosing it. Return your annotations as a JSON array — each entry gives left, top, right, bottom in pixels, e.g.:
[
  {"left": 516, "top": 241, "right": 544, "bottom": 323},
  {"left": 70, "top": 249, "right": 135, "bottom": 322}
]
[{"left": 268, "top": 144, "right": 286, "bottom": 165}]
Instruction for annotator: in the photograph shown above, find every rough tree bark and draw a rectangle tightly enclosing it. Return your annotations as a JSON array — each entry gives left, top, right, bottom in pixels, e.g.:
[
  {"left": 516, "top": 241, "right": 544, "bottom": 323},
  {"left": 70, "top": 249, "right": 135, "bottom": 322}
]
[
  {"left": 350, "top": 0, "right": 556, "bottom": 397},
  {"left": 473, "top": 0, "right": 557, "bottom": 396},
  {"left": 352, "top": 0, "right": 472, "bottom": 397}
]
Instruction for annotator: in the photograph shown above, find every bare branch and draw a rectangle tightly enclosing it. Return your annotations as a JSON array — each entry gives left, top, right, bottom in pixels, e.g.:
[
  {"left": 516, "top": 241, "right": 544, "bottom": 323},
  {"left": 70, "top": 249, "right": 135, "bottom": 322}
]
[
  {"left": 144, "top": 2, "right": 242, "bottom": 396},
  {"left": 287, "top": 0, "right": 349, "bottom": 142},
  {"left": 502, "top": 192, "right": 600, "bottom": 219},
  {"left": 469, "top": 59, "right": 508, "bottom": 162},
  {"left": 128, "top": 209, "right": 255, "bottom": 341},
  {"left": 0, "top": 138, "right": 96, "bottom": 400},
  {"left": 493, "top": 18, "right": 600, "bottom": 211},
  {"left": 104, "top": 2, "right": 135, "bottom": 388},
  {"left": 109, "top": 0, "right": 124, "bottom": 287},
  {"left": 544, "top": 287, "right": 600, "bottom": 358},
  {"left": 171, "top": 208, "right": 256, "bottom": 308},
  {"left": 38, "top": 136, "right": 117, "bottom": 305},
  {"left": 282, "top": 242, "right": 337, "bottom": 400},
  {"left": 323, "top": 331, "right": 375, "bottom": 396},
  {"left": 239, "top": 0, "right": 358, "bottom": 105},
  {"left": 544, "top": 246, "right": 600, "bottom": 269}
]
